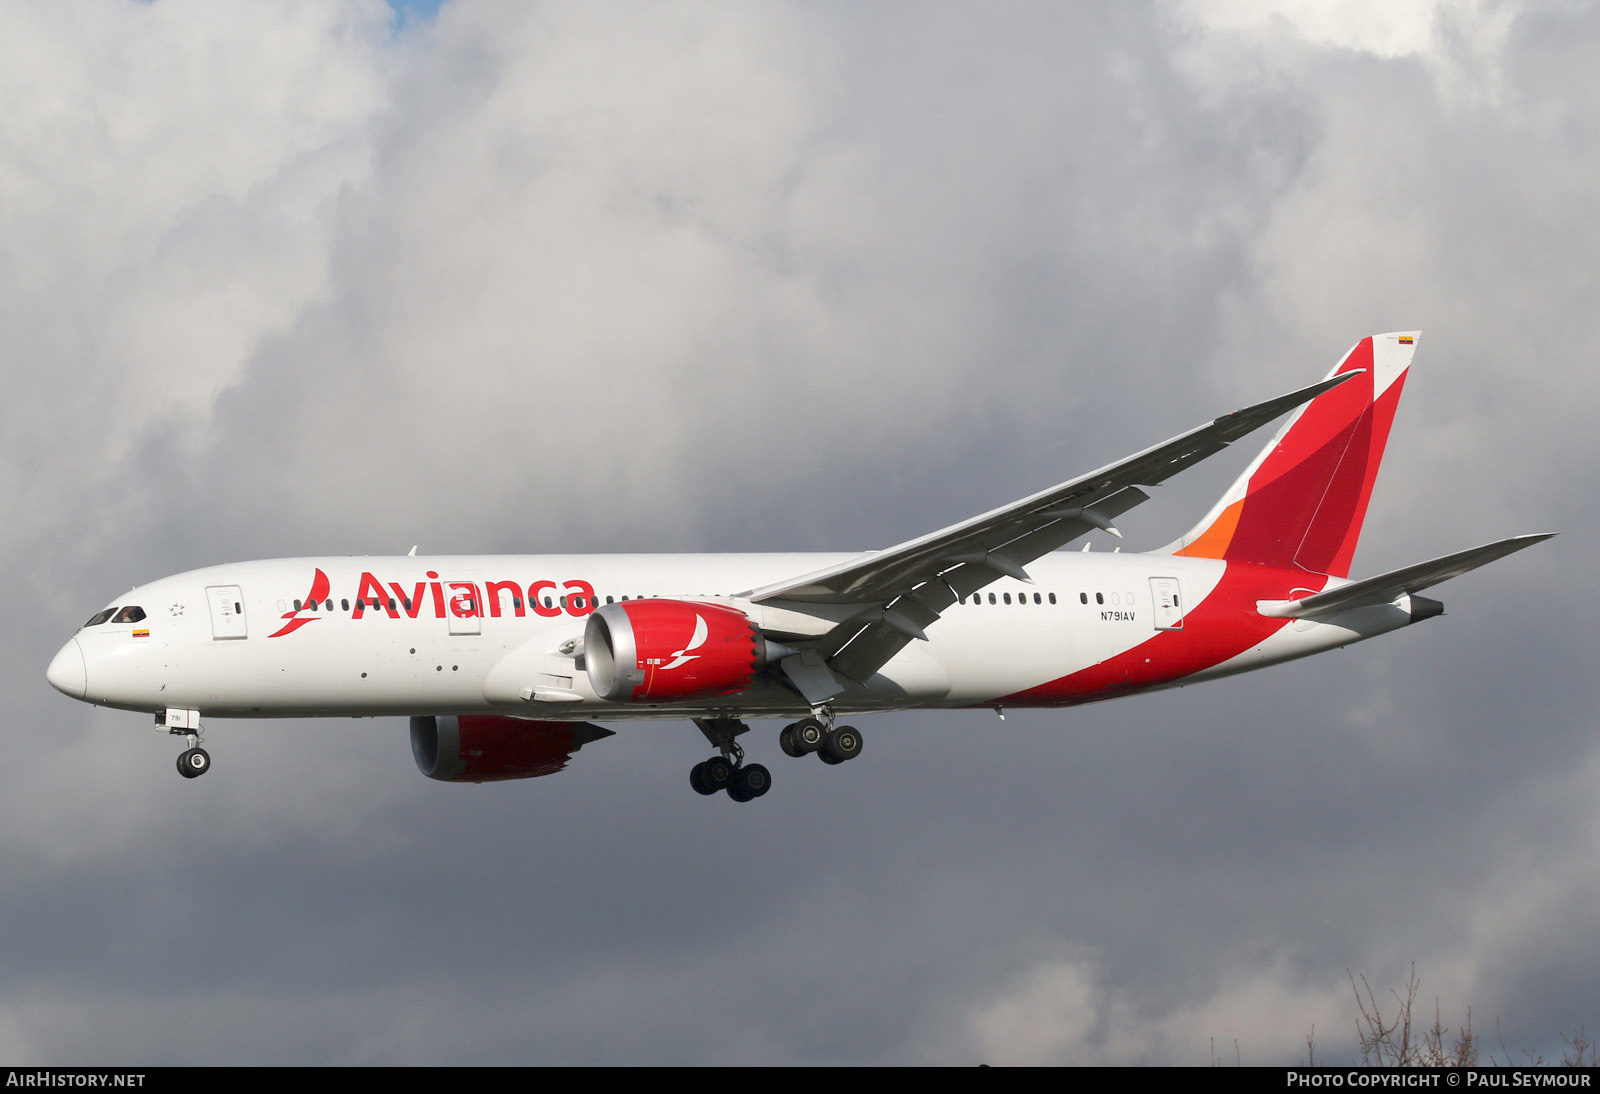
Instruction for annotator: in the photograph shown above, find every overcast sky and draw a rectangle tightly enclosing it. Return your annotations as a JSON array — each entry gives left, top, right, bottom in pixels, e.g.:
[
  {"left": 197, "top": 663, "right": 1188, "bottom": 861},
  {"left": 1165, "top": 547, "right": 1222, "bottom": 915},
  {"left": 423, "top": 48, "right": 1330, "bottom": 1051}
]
[{"left": 3, "top": 0, "right": 1594, "bottom": 1065}]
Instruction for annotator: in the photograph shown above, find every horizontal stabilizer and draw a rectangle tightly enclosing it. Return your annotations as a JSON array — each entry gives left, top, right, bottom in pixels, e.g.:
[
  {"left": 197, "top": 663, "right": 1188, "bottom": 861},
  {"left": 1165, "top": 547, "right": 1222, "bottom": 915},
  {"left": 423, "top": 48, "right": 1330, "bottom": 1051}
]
[{"left": 1257, "top": 533, "right": 1556, "bottom": 618}]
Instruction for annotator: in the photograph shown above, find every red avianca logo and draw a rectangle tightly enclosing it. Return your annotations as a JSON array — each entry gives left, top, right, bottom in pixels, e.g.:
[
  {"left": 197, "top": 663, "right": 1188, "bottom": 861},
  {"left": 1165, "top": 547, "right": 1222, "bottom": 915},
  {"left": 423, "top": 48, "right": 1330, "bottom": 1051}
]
[
  {"left": 268, "top": 569, "right": 599, "bottom": 637},
  {"left": 267, "top": 568, "right": 331, "bottom": 638}
]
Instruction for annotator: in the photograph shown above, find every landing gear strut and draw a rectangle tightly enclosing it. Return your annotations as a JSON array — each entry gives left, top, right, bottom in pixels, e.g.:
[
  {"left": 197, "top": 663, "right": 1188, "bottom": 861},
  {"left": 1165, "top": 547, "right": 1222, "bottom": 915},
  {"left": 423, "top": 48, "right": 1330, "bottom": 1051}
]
[{"left": 690, "top": 718, "right": 770, "bottom": 803}]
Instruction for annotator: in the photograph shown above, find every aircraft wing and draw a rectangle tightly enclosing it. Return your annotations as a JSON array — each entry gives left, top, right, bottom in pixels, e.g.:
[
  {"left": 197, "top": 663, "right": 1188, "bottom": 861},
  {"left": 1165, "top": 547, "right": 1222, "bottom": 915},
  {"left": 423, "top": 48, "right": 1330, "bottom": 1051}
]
[
  {"left": 1257, "top": 533, "right": 1556, "bottom": 619},
  {"left": 746, "top": 370, "right": 1362, "bottom": 691}
]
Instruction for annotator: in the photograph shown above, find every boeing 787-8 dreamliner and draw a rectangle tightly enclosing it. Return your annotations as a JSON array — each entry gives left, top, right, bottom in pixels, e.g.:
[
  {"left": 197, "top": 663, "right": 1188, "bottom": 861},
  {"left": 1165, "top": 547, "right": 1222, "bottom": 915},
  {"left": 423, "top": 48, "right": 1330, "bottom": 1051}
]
[{"left": 47, "top": 332, "right": 1551, "bottom": 801}]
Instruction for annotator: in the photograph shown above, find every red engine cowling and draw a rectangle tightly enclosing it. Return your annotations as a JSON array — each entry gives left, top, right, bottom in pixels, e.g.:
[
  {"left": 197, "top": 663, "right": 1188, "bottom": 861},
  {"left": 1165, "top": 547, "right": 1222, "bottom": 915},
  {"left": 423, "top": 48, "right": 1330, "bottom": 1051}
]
[
  {"left": 585, "top": 600, "right": 763, "bottom": 702},
  {"left": 409, "top": 715, "right": 614, "bottom": 783}
]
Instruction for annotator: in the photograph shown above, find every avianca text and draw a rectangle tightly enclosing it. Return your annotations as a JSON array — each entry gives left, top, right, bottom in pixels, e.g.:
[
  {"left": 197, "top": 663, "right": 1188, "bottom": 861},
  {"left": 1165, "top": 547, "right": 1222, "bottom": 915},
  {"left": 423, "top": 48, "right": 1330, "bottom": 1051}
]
[{"left": 349, "top": 571, "right": 597, "bottom": 620}]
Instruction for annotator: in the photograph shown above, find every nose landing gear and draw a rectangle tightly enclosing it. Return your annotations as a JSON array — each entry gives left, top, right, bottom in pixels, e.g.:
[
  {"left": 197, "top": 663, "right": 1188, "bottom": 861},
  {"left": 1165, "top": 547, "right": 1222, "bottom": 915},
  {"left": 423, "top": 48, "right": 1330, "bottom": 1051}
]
[{"left": 158, "top": 709, "right": 211, "bottom": 779}]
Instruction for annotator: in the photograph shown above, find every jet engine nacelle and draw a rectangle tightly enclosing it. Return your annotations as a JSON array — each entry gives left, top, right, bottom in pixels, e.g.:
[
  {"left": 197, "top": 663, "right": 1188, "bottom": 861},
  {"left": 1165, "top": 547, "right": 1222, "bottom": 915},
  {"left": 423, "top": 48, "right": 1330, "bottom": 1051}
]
[
  {"left": 585, "top": 600, "right": 764, "bottom": 702},
  {"left": 409, "top": 714, "right": 613, "bottom": 783}
]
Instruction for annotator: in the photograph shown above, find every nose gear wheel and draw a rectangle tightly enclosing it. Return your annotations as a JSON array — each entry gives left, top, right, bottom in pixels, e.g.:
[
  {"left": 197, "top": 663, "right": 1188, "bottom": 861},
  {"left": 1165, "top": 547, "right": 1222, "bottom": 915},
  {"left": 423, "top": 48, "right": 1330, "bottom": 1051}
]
[
  {"left": 177, "top": 747, "right": 211, "bottom": 779},
  {"left": 166, "top": 723, "right": 212, "bottom": 780}
]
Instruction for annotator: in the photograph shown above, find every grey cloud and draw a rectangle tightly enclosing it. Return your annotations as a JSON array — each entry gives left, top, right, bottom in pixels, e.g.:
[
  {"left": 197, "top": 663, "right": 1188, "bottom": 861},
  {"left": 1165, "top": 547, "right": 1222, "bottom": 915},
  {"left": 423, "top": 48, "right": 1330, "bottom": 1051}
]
[{"left": 2, "top": 0, "right": 1591, "bottom": 1065}]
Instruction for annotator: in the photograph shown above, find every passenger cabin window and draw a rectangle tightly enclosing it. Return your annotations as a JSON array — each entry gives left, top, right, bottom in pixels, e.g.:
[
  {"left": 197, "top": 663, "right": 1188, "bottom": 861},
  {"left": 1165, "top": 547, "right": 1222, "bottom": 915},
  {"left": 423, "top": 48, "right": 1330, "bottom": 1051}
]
[
  {"left": 113, "top": 606, "right": 146, "bottom": 624},
  {"left": 84, "top": 608, "right": 116, "bottom": 628}
]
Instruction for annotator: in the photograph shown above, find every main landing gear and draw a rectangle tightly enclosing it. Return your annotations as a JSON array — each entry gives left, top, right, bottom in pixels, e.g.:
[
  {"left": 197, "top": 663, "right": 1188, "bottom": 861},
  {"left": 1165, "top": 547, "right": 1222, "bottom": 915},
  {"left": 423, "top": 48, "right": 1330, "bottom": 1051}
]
[
  {"left": 689, "top": 753, "right": 772, "bottom": 802},
  {"left": 690, "top": 718, "right": 770, "bottom": 802},
  {"left": 687, "top": 712, "right": 865, "bottom": 802},
  {"left": 158, "top": 712, "right": 211, "bottom": 780},
  {"left": 779, "top": 714, "right": 863, "bottom": 766}
]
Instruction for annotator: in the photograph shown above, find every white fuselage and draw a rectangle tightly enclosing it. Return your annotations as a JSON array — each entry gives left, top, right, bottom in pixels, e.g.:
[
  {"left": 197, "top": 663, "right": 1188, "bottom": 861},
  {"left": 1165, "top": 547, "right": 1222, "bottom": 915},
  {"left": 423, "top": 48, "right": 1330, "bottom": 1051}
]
[{"left": 51, "top": 550, "right": 1413, "bottom": 723}]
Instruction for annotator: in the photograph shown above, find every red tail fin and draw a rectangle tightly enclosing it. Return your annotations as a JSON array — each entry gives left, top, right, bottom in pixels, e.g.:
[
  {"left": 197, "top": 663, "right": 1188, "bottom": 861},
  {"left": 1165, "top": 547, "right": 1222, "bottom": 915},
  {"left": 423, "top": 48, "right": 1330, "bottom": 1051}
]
[{"left": 1167, "top": 332, "right": 1417, "bottom": 578}]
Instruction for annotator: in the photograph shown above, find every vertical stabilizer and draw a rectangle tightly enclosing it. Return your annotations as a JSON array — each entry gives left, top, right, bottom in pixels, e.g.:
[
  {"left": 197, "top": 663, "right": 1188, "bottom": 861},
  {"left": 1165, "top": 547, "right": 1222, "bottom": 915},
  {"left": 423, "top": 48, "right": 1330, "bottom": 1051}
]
[{"left": 1164, "top": 332, "right": 1417, "bottom": 578}]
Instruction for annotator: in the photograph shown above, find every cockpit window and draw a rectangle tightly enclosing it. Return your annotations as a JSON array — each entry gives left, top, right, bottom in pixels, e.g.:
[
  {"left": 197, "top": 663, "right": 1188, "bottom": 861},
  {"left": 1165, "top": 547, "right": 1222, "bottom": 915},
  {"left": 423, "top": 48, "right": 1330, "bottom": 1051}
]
[
  {"left": 84, "top": 608, "right": 117, "bottom": 628},
  {"left": 112, "top": 606, "right": 146, "bottom": 624}
]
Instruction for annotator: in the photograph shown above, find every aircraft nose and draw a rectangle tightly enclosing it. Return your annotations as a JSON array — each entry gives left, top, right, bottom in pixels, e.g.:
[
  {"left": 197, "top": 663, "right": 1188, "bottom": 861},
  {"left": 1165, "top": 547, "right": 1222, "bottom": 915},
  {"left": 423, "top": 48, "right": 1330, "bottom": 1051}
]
[{"left": 46, "top": 639, "right": 87, "bottom": 699}]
